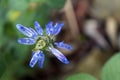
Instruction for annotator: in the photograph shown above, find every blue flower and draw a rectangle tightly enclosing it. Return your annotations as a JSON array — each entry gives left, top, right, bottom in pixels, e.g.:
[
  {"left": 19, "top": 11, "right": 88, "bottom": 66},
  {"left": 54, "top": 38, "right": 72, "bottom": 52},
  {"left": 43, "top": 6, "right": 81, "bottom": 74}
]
[{"left": 16, "top": 21, "right": 72, "bottom": 68}]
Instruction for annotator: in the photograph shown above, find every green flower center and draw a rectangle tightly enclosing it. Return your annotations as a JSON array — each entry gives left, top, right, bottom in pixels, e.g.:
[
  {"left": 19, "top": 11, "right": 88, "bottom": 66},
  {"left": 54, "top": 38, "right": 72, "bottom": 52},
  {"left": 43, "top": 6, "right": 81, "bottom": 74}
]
[
  {"left": 33, "top": 35, "right": 53, "bottom": 51},
  {"left": 35, "top": 39, "right": 46, "bottom": 50}
]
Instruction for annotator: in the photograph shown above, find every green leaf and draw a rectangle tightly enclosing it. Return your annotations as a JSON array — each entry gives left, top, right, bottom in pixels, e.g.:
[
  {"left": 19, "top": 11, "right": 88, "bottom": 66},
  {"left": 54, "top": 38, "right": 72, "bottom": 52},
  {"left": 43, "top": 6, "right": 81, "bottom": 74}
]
[
  {"left": 46, "top": 0, "right": 66, "bottom": 9},
  {"left": 30, "top": 0, "right": 44, "bottom": 3},
  {"left": 14, "top": 44, "right": 29, "bottom": 60},
  {"left": 8, "top": 0, "right": 29, "bottom": 11},
  {"left": 101, "top": 53, "right": 120, "bottom": 80},
  {"left": 3, "top": 22, "right": 16, "bottom": 37},
  {"left": 0, "top": 60, "right": 22, "bottom": 80},
  {"left": 0, "top": 69, "right": 14, "bottom": 80},
  {"left": 0, "top": 20, "right": 4, "bottom": 47},
  {"left": 14, "top": 10, "right": 36, "bottom": 25},
  {"left": 66, "top": 73, "right": 97, "bottom": 80},
  {"left": 26, "top": 3, "right": 51, "bottom": 28},
  {"left": 0, "top": 58, "right": 6, "bottom": 78},
  {"left": 0, "top": 0, "right": 8, "bottom": 8}
]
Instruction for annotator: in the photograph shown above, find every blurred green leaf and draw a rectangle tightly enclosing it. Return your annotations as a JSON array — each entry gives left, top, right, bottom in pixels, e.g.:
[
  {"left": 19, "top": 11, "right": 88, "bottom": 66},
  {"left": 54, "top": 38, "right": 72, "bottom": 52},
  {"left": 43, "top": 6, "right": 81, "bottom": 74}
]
[
  {"left": 3, "top": 22, "right": 16, "bottom": 37},
  {"left": 15, "top": 10, "right": 36, "bottom": 25},
  {"left": 6, "top": 10, "right": 21, "bottom": 22},
  {"left": 30, "top": 0, "right": 44, "bottom": 3},
  {"left": 0, "top": 60, "right": 22, "bottom": 80},
  {"left": 101, "top": 53, "right": 120, "bottom": 80},
  {"left": 0, "top": 7, "right": 7, "bottom": 47},
  {"left": 32, "top": 3, "right": 52, "bottom": 27},
  {"left": 14, "top": 44, "right": 29, "bottom": 60},
  {"left": 0, "top": 0, "right": 8, "bottom": 8},
  {"left": 0, "top": 20, "right": 4, "bottom": 47},
  {"left": 0, "top": 44, "right": 29, "bottom": 80},
  {"left": 46, "top": 0, "right": 66, "bottom": 9},
  {"left": 66, "top": 73, "right": 97, "bottom": 80},
  {"left": 0, "top": 0, "right": 10, "bottom": 47},
  {"left": 0, "top": 69, "right": 14, "bottom": 80},
  {"left": 0, "top": 58, "right": 6, "bottom": 78},
  {"left": 8, "top": 0, "right": 29, "bottom": 11}
]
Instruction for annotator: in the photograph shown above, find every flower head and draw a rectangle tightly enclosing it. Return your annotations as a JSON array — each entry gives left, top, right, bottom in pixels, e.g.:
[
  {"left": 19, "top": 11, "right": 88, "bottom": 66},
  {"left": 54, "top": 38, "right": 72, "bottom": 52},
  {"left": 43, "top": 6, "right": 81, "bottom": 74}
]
[{"left": 16, "top": 21, "right": 72, "bottom": 68}]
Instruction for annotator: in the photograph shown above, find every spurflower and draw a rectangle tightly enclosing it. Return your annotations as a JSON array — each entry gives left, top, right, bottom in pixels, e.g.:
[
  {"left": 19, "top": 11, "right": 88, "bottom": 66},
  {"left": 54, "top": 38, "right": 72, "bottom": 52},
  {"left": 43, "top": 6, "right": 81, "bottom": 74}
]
[{"left": 16, "top": 21, "right": 72, "bottom": 68}]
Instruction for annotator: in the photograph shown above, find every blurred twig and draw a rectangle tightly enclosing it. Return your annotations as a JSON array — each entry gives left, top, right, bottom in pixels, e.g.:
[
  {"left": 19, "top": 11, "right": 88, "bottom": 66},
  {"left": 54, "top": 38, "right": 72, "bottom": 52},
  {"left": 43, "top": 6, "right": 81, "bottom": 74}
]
[{"left": 63, "top": 0, "right": 80, "bottom": 40}]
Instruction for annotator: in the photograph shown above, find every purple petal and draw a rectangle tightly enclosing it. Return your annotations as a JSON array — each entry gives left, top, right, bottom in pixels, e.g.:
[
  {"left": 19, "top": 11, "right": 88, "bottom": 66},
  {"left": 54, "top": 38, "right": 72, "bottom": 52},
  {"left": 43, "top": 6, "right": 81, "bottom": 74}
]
[
  {"left": 46, "top": 22, "right": 64, "bottom": 35},
  {"left": 46, "top": 21, "right": 53, "bottom": 35},
  {"left": 38, "top": 51, "right": 45, "bottom": 68},
  {"left": 55, "top": 41, "right": 72, "bottom": 50},
  {"left": 29, "top": 50, "right": 40, "bottom": 68},
  {"left": 49, "top": 47, "right": 69, "bottom": 64},
  {"left": 18, "top": 38, "right": 36, "bottom": 45},
  {"left": 16, "top": 24, "right": 34, "bottom": 37},
  {"left": 34, "top": 21, "right": 43, "bottom": 35},
  {"left": 53, "top": 23, "right": 64, "bottom": 35},
  {"left": 29, "top": 27, "right": 38, "bottom": 39}
]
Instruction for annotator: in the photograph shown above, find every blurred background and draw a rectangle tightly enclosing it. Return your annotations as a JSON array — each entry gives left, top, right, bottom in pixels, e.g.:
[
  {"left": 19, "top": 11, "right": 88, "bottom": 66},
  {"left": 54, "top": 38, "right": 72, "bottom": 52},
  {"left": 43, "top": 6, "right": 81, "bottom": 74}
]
[{"left": 0, "top": 0, "right": 120, "bottom": 80}]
